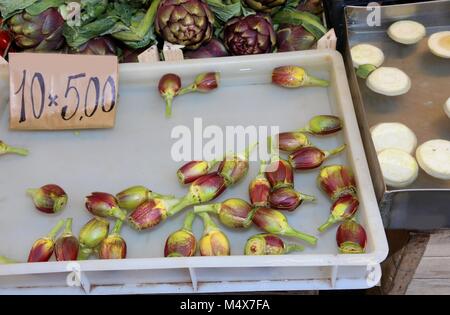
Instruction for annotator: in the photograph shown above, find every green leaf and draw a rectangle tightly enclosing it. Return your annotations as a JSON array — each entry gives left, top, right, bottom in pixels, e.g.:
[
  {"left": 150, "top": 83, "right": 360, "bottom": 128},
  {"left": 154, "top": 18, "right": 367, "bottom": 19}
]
[
  {"left": 63, "top": 15, "right": 119, "bottom": 48},
  {"left": 0, "top": 0, "right": 38, "bottom": 19},
  {"left": 206, "top": 0, "right": 242, "bottom": 23},
  {"left": 272, "top": 8, "right": 326, "bottom": 39},
  {"left": 25, "top": 0, "right": 65, "bottom": 15},
  {"left": 286, "top": 0, "right": 300, "bottom": 9}
]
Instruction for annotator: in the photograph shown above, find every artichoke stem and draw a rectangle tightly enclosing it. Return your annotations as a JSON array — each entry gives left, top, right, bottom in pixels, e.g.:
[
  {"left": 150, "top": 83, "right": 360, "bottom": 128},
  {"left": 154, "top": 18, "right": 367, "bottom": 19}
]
[
  {"left": 167, "top": 197, "right": 193, "bottom": 217},
  {"left": 111, "top": 207, "right": 126, "bottom": 221},
  {"left": 285, "top": 244, "right": 304, "bottom": 253},
  {"left": 198, "top": 212, "right": 219, "bottom": 234},
  {"left": 193, "top": 203, "right": 220, "bottom": 215},
  {"left": 6, "top": 146, "right": 29, "bottom": 156},
  {"left": 77, "top": 246, "right": 92, "bottom": 260},
  {"left": 305, "top": 75, "right": 329, "bottom": 87},
  {"left": 324, "top": 144, "right": 346, "bottom": 159},
  {"left": 318, "top": 217, "right": 336, "bottom": 232},
  {"left": 26, "top": 188, "right": 38, "bottom": 197},
  {"left": 300, "top": 193, "right": 316, "bottom": 202},
  {"left": 285, "top": 228, "right": 318, "bottom": 245},
  {"left": 63, "top": 218, "right": 73, "bottom": 234},
  {"left": 47, "top": 219, "right": 66, "bottom": 240},
  {"left": 0, "top": 256, "right": 18, "bottom": 264},
  {"left": 148, "top": 191, "right": 175, "bottom": 200},
  {"left": 242, "top": 142, "right": 258, "bottom": 159},
  {"left": 165, "top": 96, "right": 174, "bottom": 118},
  {"left": 136, "top": 0, "right": 162, "bottom": 39},
  {"left": 182, "top": 211, "right": 196, "bottom": 231},
  {"left": 112, "top": 219, "right": 123, "bottom": 235},
  {"left": 178, "top": 84, "right": 196, "bottom": 96},
  {"left": 242, "top": 207, "right": 258, "bottom": 227}
]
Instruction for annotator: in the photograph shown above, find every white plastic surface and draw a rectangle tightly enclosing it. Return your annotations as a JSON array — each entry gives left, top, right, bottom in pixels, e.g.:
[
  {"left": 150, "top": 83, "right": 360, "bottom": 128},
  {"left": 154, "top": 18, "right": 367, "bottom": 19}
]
[{"left": 0, "top": 50, "right": 388, "bottom": 293}]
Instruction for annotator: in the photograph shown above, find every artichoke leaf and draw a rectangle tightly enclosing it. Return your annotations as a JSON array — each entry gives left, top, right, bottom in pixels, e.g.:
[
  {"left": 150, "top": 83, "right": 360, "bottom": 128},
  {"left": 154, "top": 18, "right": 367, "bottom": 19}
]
[
  {"left": 272, "top": 8, "right": 326, "bottom": 39},
  {"left": 26, "top": 0, "right": 65, "bottom": 16},
  {"left": 0, "top": 0, "right": 38, "bottom": 19}
]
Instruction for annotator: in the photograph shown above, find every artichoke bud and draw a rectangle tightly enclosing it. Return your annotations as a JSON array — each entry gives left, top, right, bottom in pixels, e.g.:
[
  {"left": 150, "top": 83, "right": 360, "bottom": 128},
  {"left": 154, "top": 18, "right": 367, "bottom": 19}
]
[
  {"left": 167, "top": 172, "right": 227, "bottom": 217},
  {"left": 28, "top": 219, "right": 65, "bottom": 262},
  {"left": 269, "top": 187, "right": 315, "bottom": 211},
  {"left": 158, "top": 73, "right": 182, "bottom": 118},
  {"left": 252, "top": 208, "right": 317, "bottom": 245},
  {"left": 55, "top": 218, "right": 79, "bottom": 261},
  {"left": 99, "top": 220, "right": 127, "bottom": 259},
  {"left": 177, "top": 159, "right": 219, "bottom": 184},
  {"left": 164, "top": 211, "right": 197, "bottom": 257},
  {"left": 265, "top": 158, "right": 294, "bottom": 189},
  {"left": 128, "top": 198, "right": 180, "bottom": 230},
  {"left": 277, "top": 131, "right": 311, "bottom": 152},
  {"left": 317, "top": 165, "right": 357, "bottom": 201},
  {"left": 288, "top": 145, "right": 346, "bottom": 170},
  {"left": 218, "top": 143, "right": 257, "bottom": 186},
  {"left": 249, "top": 161, "right": 271, "bottom": 207},
  {"left": 336, "top": 220, "right": 367, "bottom": 254},
  {"left": 79, "top": 217, "right": 110, "bottom": 249},
  {"left": 194, "top": 198, "right": 255, "bottom": 229},
  {"left": 318, "top": 195, "right": 360, "bottom": 232},
  {"left": 198, "top": 213, "right": 230, "bottom": 256},
  {"left": 27, "top": 184, "right": 68, "bottom": 214},
  {"left": 85, "top": 192, "right": 126, "bottom": 221},
  {"left": 116, "top": 185, "right": 174, "bottom": 211},
  {"left": 244, "top": 233, "right": 304, "bottom": 255},
  {"left": 272, "top": 66, "right": 329, "bottom": 88},
  {"left": 0, "top": 140, "right": 28, "bottom": 156},
  {"left": 298, "top": 115, "right": 343, "bottom": 135}
]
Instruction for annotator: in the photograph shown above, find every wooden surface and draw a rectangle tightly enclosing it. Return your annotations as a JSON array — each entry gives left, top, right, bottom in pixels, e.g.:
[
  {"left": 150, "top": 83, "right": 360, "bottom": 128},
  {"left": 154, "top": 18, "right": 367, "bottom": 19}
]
[{"left": 406, "top": 231, "right": 450, "bottom": 295}]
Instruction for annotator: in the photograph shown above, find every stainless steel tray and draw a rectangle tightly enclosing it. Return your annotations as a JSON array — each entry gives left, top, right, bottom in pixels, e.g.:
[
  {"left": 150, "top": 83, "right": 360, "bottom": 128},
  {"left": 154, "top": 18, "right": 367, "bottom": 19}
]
[{"left": 343, "top": 1, "right": 450, "bottom": 229}]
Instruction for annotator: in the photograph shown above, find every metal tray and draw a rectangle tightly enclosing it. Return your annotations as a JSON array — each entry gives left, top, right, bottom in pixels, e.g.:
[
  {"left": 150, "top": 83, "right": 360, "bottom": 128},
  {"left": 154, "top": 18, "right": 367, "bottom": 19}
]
[
  {"left": 343, "top": 0, "right": 450, "bottom": 229},
  {"left": 0, "top": 50, "right": 387, "bottom": 294}
]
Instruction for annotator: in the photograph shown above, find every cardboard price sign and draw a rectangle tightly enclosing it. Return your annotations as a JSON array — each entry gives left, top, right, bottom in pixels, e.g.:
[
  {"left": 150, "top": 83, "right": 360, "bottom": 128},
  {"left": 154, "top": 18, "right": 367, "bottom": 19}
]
[{"left": 9, "top": 53, "right": 118, "bottom": 130}]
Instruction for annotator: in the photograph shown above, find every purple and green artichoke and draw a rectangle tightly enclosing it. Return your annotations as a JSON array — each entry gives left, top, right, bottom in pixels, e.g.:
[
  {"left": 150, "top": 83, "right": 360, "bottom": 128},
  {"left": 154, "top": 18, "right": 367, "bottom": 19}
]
[
  {"left": 276, "top": 24, "right": 316, "bottom": 52},
  {"left": 155, "top": 0, "right": 215, "bottom": 50},
  {"left": 243, "top": 0, "right": 287, "bottom": 14},
  {"left": 73, "top": 37, "right": 118, "bottom": 55},
  {"left": 223, "top": 14, "right": 276, "bottom": 56},
  {"left": 7, "top": 8, "right": 65, "bottom": 51}
]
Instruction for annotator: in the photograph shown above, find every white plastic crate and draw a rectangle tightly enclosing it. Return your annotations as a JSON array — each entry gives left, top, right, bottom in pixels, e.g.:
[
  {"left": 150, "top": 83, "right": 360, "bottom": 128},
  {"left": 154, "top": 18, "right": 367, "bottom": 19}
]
[{"left": 0, "top": 50, "right": 388, "bottom": 294}]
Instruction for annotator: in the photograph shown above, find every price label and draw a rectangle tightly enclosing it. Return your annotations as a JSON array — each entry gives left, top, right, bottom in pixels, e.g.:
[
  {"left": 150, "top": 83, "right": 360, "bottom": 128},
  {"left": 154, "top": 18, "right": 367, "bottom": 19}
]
[{"left": 9, "top": 53, "right": 118, "bottom": 130}]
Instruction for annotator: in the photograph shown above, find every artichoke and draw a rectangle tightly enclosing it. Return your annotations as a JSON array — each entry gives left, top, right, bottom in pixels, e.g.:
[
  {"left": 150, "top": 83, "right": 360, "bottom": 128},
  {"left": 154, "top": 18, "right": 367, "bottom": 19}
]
[
  {"left": 297, "top": 0, "right": 323, "bottom": 15},
  {"left": 243, "top": 0, "right": 286, "bottom": 14},
  {"left": 7, "top": 8, "right": 65, "bottom": 51},
  {"left": 223, "top": 14, "right": 276, "bottom": 55},
  {"left": 276, "top": 24, "right": 315, "bottom": 52},
  {"left": 72, "top": 37, "right": 118, "bottom": 55},
  {"left": 184, "top": 38, "right": 229, "bottom": 59},
  {"left": 155, "top": 0, "right": 215, "bottom": 50}
]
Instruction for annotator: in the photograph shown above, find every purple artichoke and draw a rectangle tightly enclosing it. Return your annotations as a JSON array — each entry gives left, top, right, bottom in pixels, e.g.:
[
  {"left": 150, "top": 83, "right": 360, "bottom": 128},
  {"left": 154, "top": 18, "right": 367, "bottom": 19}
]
[
  {"left": 73, "top": 37, "right": 118, "bottom": 56},
  {"left": 7, "top": 8, "right": 65, "bottom": 51},
  {"left": 184, "top": 39, "right": 229, "bottom": 59},
  {"left": 155, "top": 0, "right": 215, "bottom": 50},
  {"left": 297, "top": 0, "right": 324, "bottom": 15},
  {"left": 223, "top": 14, "right": 276, "bottom": 56},
  {"left": 243, "top": 0, "right": 287, "bottom": 14},
  {"left": 276, "top": 25, "right": 316, "bottom": 52}
]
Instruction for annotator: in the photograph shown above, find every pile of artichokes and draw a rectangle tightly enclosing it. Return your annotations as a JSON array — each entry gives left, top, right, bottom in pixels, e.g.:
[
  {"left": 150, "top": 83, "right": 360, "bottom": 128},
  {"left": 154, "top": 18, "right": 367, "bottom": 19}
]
[{"left": 0, "top": 0, "right": 326, "bottom": 61}]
